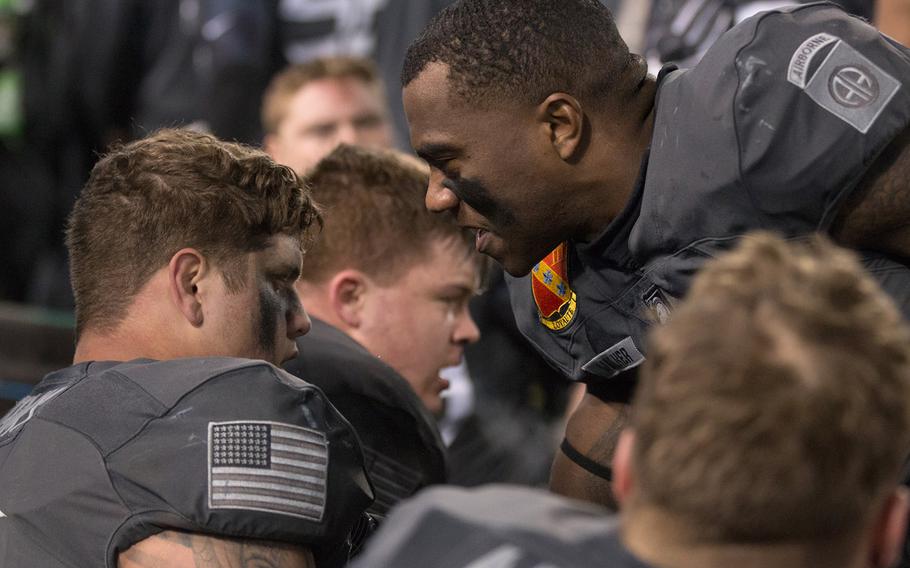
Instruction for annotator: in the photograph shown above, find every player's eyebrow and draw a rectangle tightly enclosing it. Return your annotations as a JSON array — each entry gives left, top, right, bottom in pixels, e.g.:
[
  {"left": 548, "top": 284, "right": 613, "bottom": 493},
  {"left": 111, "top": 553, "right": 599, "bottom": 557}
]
[
  {"left": 269, "top": 261, "right": 302, "bottom": 282},
  {"left": 415, "top": 143, "right": 459, "bottom": 162},
  {"left": 439, "top": 283, "right": 475, "bottom": 297}
]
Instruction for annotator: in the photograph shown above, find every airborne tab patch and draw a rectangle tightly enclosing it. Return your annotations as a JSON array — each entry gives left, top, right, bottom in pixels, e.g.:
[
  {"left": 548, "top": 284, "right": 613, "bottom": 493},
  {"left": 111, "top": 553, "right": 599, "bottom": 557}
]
[
  {"left": 208, "top": 421, "right": 328, "bottom": 522},
  {"left": 788, "top": 33, "right": 900, "bottom": 133},
  {"left": 531, "top": 243, "right": 577, "bottom": 331}
]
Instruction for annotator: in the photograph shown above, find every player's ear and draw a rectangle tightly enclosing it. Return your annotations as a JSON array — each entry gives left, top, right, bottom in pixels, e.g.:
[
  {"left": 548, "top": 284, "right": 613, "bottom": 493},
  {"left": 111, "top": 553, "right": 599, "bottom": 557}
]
[
  {"left": 869, "top": 485, "right": 910, "bottom": 568},
  {"left": 168, "top": 248, "right": 207, "bottom": 327},
  {"left": 328, "top": 269, "right": 369, "bottom": 329},
  {"left": 611, "top": 428, "right": 636, "bottom": 508},
  {"left": 536, "top": 92, "right": 585, "bottom": 162}
]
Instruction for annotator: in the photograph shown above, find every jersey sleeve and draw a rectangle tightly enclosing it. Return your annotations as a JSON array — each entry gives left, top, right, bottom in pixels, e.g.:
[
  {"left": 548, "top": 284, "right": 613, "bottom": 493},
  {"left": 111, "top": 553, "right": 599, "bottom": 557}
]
[
  {"left": 735, "top": 4, "right": 910, "bottom": 230},
  {"left": 103, "top": 361, "right": 373, "bottom": 566}
]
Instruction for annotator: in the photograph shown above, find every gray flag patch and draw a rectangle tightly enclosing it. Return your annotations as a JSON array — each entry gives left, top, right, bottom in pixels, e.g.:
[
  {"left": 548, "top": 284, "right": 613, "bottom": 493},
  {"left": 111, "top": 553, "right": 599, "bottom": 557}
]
[{"left": 207, "top": 421, "right": 328, "bottom": 522}]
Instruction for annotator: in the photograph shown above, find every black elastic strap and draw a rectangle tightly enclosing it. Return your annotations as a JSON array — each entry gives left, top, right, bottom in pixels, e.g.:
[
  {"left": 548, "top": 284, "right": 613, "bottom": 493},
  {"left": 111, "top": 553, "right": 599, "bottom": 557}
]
[{"left": 560, "top": 437, "right": 613, "bottom": 482}]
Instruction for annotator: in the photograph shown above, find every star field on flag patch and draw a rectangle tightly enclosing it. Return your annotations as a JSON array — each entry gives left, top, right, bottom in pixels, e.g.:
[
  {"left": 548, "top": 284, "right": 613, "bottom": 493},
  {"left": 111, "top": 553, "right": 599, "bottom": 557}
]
[{"left": 208, "top": 421, "right": 328, "bottom": 522}]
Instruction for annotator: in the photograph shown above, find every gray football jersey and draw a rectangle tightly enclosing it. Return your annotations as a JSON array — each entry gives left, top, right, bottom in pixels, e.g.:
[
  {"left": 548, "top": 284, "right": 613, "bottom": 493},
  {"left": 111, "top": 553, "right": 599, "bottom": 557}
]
[
  {"left": 509, "top": 3, "right": 910, "bottom": 397},
  {"left": 352, "top": 485, "right": 651, "bottom": 568},
  {"left": 0, "top": 358, "right": 373, "bottom": 567}
]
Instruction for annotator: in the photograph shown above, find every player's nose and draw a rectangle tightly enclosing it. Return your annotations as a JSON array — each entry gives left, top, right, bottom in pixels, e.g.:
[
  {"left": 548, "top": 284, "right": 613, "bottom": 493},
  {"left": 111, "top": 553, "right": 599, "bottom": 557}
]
[
  {"left": 337, "top": 123, "right": 359, "bottom": 145},
  {"left": 288, "top": 305, "right": 312, "bottom": 338},
  {"left": 426, "top": 169, "right": 460, "bottom": 212},
  {"left": 453, "top": 306, "right": 481, "bottom": 345}
]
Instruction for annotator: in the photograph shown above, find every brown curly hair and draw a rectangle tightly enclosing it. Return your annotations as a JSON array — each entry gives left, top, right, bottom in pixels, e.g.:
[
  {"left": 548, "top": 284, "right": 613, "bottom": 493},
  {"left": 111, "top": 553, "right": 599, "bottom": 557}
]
[{"left": 66, "top": 129, "right": 320, "bottom": 337}]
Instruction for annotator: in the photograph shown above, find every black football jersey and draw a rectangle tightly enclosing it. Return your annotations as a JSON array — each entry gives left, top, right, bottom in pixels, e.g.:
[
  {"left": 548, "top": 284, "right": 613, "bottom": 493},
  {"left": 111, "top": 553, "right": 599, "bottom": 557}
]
[
  {"left": 285, "top": 318, "right": 447, "bottom": 516},
  {"left": 0, "top": 357, "right": 373, "bottom": 567}
]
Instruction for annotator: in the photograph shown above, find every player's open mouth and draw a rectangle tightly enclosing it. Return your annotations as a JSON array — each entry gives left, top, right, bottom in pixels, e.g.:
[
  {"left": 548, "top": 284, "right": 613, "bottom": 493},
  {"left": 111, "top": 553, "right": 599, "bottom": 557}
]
[
  {"left": 435, "top": 375, "right": 451, "bottom": 394},
  {"left": 474, "top": 228, "right": 491, "bottom": 252}
]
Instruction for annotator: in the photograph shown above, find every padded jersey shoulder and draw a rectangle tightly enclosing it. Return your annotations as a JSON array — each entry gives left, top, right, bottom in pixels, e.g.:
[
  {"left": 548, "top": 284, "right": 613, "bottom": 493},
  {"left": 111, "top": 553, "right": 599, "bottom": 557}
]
[
  {"left": 634, "top": 3, "right": 910, "bottom": 260},
  {"left": 352, "top": 485, "right": 651, "bottom": 568},
  {"left": 0, "top": 358, "right": 373, "bottom": 568}
]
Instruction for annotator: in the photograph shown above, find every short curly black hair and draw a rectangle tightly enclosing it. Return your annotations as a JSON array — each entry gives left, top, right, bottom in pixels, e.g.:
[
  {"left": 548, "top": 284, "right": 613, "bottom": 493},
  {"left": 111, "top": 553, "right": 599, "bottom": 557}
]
[{"left": 402, "top": 0, "right": 633, "bottom": 108}]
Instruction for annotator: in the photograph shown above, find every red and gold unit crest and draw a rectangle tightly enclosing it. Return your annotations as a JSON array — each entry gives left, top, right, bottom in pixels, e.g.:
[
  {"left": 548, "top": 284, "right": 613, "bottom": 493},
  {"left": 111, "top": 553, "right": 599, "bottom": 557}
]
[{"left": 531, "top": 243, "right": 577, "bottom": 331}]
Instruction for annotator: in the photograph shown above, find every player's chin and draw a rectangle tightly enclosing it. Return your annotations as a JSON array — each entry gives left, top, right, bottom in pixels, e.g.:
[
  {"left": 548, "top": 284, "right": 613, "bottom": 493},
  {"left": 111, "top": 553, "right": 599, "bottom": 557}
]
[
  {"left": 500, "top": 253, "right": 540, "bottom": 278},
  {"left": 501, "top": 240, "right": 559, "bottom": 277},
  {"left": 276, "top": 341, "right": 299, "bottom": 365},
  {"left": 421, "top": 377, "right": 450, "bottom": 416},
  {"left": 422, "top": 392, "right": 446, "bottom": 417},
  {"left": 479, "top": 239, "right": 525, "bottom": 276}
]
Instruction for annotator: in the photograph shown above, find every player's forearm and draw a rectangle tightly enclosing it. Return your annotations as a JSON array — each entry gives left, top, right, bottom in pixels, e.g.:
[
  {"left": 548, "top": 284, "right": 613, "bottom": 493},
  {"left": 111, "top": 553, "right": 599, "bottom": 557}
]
[
  {"left": 118, "top": 530, "right": 316, "bottom": 568},
  {"left": 550, "top": 393, "right": 629, "bottom": 510}
]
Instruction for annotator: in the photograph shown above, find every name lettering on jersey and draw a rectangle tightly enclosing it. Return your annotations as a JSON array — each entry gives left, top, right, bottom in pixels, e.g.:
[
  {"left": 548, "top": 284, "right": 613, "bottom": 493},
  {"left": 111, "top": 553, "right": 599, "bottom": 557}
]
[
  {"left": 0, "top": 385, "right": 68, "bottom": 438},
  {"left": 532, "top": 243, "right": 578, "bottom": 332},
  {"left": 788, "top": 33, "right": 900, "bottom": 133},
  {"left": 208, "top": 421, "right": 329, "bottom": 522},
  {"left": 582, "top": 337, "right": 645, "bottom": 379}
]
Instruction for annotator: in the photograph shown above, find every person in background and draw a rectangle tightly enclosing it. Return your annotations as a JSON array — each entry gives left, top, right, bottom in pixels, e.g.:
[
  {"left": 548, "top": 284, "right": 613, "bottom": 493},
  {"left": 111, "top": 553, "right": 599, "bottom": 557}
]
[
  {"left": 262, "top": 57, "right": 394, "bottom": 176},
  {"left": 274, "top": 0, "right": 451, "bottom": 148}
]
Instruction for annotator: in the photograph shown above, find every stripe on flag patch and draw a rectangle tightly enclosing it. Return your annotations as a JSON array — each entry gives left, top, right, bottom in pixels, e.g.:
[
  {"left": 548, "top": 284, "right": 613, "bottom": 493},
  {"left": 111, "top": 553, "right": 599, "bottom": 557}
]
[
  {"left": 208, "top": 421, "right": 328, "bottom": 522},
  {"left": 363, "top": 446, "right": 420, "bottom": 514}
]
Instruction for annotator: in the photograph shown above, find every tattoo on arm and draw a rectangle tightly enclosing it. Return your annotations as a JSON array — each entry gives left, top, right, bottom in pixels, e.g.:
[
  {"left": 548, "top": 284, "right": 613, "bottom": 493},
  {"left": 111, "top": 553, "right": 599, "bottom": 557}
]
[{"left": 118, "top": 530, "right": 316, "bottom": 568}]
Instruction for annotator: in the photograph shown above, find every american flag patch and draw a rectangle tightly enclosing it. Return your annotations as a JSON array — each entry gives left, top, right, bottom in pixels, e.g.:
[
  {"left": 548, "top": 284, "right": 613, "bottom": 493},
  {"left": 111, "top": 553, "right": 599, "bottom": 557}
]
[{"left": 207, "top": 421, "right": 328, "bottom": 521}]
